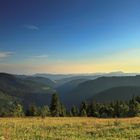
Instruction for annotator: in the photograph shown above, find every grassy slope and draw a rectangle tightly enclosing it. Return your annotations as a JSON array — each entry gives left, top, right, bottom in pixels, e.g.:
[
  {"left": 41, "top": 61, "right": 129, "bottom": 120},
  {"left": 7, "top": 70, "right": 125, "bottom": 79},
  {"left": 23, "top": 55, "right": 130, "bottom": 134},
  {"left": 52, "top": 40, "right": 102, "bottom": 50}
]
[{"left": 0, "top": 117, "right": 140, "bottom": 140}]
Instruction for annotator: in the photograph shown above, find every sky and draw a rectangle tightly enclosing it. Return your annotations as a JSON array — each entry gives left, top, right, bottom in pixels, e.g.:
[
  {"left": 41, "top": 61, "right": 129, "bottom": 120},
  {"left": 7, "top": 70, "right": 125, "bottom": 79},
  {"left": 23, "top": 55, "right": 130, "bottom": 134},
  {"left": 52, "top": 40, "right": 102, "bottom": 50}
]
[{"left": 0, "top": 0, "right": 140, "bottom": 74}]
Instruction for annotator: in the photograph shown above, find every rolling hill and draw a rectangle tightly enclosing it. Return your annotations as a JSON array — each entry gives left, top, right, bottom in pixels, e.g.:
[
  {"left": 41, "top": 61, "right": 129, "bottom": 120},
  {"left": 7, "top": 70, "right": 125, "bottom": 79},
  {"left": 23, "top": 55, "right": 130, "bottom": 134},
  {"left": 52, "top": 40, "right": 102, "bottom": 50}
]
[
  {"left": 90, "top": 86, "right": 140, "bottom": 102},
  {"left": 59, "top": 75, "right": 140, "bottom": 107},
  {"left": 1, "top": 73, "right": 140, "bottom": 109},
  {"left": 0, "top": 73, "right": 56, "bottom": 108},
  {"left": 57, "top": 79, "right": 88, "bottom": 102}
]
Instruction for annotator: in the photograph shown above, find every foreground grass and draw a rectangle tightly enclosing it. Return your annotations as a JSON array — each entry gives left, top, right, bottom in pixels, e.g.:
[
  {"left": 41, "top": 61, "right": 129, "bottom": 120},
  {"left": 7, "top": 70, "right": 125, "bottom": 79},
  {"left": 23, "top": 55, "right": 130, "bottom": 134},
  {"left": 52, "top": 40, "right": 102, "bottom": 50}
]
[{"left": 0, "top": 117, "right": 140, "bottom": 140}]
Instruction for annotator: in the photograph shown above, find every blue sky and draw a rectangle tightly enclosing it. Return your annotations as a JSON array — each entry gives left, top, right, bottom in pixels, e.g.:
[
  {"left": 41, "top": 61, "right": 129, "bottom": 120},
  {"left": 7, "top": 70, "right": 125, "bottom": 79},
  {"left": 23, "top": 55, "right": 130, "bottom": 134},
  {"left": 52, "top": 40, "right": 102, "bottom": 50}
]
[{"left": 0, "top": 0, "right": 140, "bottom": 74}]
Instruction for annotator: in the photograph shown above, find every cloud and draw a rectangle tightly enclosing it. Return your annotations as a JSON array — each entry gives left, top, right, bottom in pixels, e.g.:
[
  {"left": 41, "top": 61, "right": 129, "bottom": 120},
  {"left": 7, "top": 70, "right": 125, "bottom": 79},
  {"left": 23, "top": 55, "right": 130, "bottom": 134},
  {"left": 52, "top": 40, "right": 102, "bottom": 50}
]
[
  {"left": 0, "top": 51, "right": 12, "bottom": 59},
  {"left": 27, "top": 55, "right": 48, "bottom": 62},
  {"left": 23, "top": 25, "right": 39, "bottom": 30},
  {"left": 34, "top": 55, "right": 48, "bottom": 58}
]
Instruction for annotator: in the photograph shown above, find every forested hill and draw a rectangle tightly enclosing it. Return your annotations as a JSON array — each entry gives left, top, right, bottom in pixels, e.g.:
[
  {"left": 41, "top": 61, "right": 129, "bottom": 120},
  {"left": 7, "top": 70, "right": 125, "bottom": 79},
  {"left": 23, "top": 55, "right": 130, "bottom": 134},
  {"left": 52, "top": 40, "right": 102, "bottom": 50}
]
[
  {"left": 1, "top": 73, "right": 140, "bottom": 109},
  {"left": 59, "top": 75, "right": 140, "bottom": 107},
  {"left": 90, "top": 86, "right": 140, "bottom": 102},
  {"left": 0, "top": 73, "right": 56, "bottom": 108}
]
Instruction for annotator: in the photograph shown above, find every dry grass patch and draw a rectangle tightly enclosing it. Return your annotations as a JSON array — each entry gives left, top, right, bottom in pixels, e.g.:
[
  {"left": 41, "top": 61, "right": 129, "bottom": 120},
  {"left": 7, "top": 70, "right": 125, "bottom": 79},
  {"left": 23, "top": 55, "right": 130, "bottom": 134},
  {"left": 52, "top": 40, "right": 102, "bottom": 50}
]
[{"left": 0, "top": 117, "right": 140, "bottom": 140}]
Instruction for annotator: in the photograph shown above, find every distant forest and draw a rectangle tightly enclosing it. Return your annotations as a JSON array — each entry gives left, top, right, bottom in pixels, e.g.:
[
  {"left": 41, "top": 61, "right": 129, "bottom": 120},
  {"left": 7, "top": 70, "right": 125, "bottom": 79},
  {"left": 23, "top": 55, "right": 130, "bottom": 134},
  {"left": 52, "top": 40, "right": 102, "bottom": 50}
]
[{"left": 0, "top": 93, "right": 140, "bottom": 118}]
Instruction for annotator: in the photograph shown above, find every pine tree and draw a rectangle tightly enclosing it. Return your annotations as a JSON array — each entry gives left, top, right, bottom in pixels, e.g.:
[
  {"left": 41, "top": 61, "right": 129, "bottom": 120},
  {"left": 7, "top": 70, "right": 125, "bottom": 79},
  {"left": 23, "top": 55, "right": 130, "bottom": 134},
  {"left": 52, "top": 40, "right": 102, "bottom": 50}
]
[
  {"left": 80, "top": 101, "right": 88, "bottom": 117},
  {"left": 11, "top": 101, "right": 24, "bottom": 117},
  {"left": 69, "top": 110, "right": 73, "bottom": 117},
  {"left": 119, "top": 103, "right": 129, "bottom": 117},
  {"left": 135, "top": 96, "right": 140, "bottom": 103},
  {"left": 99, "top": 104, "right": 109, "bottom": 118},
  {"left": 41, "top": 105, "right": 50, "bottom": 118},
  {"left": 26, "top": 104, "right": 38, "bottom": 116},
  {"left": 114, "top": 100, "right": 121, "bottom": 117},
  {"left": 50, "top": 93, "right": 61, "bottom": 117},
  {"left": 80, "top": 108, "right": 87, "bottom": 117},
  {"left": 128, "top": 98, "right": 140, "bottom": 117},
  {"left": 71, "top": 106, "right": 79, "bottom": 116},
  {"left": 89, "top": 102, "right": 100, "bottom": 117},
  {"left": 60, "top": 103, "right": 66, "bottom": 117}
]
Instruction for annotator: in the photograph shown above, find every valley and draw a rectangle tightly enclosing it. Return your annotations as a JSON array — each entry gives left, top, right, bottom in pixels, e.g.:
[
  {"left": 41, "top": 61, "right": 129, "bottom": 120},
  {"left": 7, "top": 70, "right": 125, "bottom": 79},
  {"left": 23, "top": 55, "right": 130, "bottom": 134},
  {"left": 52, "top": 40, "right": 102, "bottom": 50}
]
[{"left": 1, "top": 72, "right": 140, "bottom": 109}]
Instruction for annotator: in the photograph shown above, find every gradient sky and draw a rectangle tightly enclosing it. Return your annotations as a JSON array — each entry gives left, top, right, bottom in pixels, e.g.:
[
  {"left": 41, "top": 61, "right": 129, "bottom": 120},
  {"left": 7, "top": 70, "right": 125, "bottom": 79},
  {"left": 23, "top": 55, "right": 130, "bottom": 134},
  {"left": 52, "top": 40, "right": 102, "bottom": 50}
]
[{"left": 1, "top": 0, "right": 140, "bottom": 74}]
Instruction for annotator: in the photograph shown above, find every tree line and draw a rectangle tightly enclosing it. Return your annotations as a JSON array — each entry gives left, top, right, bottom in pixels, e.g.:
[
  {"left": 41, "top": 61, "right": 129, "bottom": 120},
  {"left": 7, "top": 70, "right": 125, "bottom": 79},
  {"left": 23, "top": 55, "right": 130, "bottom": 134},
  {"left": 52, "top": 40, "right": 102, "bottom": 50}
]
[{"left": 0, "top": 93, "right": 140, "bottom": 117}]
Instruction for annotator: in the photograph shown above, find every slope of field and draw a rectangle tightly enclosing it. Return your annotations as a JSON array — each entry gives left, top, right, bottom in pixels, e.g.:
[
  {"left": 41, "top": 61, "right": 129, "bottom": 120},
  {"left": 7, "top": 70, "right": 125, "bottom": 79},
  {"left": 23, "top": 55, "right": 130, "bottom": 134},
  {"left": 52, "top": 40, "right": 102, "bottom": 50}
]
[{"left": 0, "top": 117, "right": 140, "bottom": 140}]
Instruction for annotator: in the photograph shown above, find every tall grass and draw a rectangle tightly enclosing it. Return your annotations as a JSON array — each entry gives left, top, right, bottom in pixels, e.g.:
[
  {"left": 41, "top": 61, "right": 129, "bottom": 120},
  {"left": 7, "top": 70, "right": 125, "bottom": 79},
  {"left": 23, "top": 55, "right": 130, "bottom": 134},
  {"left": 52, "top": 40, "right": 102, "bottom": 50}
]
[{"left": 0, "top": 117, "right": 140, "bottom": 140}]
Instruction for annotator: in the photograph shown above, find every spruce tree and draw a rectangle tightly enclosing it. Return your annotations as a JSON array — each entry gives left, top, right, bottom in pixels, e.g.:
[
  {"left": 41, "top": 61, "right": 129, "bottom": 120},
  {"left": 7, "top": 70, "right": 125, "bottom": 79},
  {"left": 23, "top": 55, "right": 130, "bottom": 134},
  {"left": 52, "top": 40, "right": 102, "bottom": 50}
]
[
  {"left": 60, "top": 103, "right": 66, "bottom": 117},
  {"left": 80, "top": 101, "right": 88, "bottom": 116},
  {"left": 11, "top": 101, "right": 24, "bottom": 117},
  {"left": 80, "top": 108, "right": 87, "bottom": 117},
  {"left": 71, "top": 106, "right": 79, "bottom": 116},
  {"left": 50, "top": 93, "right": 61, "bottom": 117},
  {"left": 26, "top": 104, "right": 38, "bottom": 116},
  {"left": 41, "top": 105, "right": 50, "bottom": 118},
  {"left": 90, "top": 102, "right": 100, "bottom": 117},
  {"left": 69, "top": 110, "right": 73, "bottom": 117},
  {"left": 128, "top": 98, "right": 140, "bottom": 117}
]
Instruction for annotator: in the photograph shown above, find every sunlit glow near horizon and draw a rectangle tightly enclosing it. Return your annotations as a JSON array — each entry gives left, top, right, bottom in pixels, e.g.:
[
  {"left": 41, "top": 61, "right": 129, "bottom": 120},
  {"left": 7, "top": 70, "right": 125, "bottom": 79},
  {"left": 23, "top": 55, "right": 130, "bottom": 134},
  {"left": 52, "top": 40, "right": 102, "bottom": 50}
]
[{"left": 1, "top": 0, "right": 140, "bottom": 74}]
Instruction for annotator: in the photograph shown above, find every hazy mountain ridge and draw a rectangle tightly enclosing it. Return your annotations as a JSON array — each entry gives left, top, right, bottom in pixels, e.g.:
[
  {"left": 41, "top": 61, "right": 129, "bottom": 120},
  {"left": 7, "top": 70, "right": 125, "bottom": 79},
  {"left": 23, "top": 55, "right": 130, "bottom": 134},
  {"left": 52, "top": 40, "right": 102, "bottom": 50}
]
[
  {"left": 1, "top": 72, "right": 140, "bottom": 109},
  {"left": 0, "top": 73, "right": 56, "bottom": 108},
  {"left": 58, "top": 75, "right": 140, "bottom": 107},
  {"left": 34, "top": 71, "right": 139, "bottom": 80},
  {"left": 90, "top": 86, "right": 140, "bottom": 102}
]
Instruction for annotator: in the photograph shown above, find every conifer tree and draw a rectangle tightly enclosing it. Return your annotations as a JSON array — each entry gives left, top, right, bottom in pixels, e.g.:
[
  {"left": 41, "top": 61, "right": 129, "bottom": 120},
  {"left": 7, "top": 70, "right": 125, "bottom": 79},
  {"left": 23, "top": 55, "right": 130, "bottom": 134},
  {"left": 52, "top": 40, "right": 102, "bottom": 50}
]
[
  {"left": 80, "top": 101, "right": 88, "bottom": 116},
  {"left": 26, "top": 104, "right": 38, "bottom": 116},
  {"left": 11, "top": 101, "right": 24, "bottom": 117},
  {"left": 41, "top": 105, "right": 50, "bottom": 118},
  {"left": 60, "top": 103, "right": 66, "bottom": 117},
  {"left": 80, "top": 108, "right": 87, "bottom": 117},
  {"left": 128, "top": 98, "right": 140, "bottom": 117},
  {"left": 50, "top": 93, "right": 61, "bottom": 117},
  {"left": 71, "top": 106, "right": 79, "bottom": 116}
]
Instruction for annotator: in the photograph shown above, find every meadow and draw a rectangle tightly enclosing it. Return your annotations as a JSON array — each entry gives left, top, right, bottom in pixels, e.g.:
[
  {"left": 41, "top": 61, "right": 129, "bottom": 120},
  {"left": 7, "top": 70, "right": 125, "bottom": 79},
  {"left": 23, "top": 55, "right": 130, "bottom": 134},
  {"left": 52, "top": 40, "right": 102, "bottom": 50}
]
[{"left": 0, "top": 117, "right": 140, "bottom": 140}]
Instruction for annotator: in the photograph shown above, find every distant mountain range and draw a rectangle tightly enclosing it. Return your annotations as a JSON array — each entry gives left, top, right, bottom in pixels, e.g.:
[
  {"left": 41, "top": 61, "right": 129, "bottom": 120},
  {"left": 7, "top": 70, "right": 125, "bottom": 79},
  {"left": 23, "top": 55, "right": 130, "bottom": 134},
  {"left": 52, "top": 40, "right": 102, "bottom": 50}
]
[
  {"left": 1, "top": 72, "right": 140, "bottom": 109},
  {"left": 34, "top": 71, "right": 139, "bottom": 80},
  {"left": 57, "top": 75, "right": 140, "bottom": 107}
]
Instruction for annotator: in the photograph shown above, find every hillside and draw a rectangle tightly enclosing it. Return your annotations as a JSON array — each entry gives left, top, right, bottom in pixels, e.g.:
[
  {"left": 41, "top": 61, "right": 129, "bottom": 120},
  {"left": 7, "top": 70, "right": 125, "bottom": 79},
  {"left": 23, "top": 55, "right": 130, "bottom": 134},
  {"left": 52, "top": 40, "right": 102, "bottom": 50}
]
[
  {"left": 57, "top": 79, "right": 88, "bottom": 102},
  {"left": 56, "top": 75, "right": 100, "bottom": 87},
  {"left": 2, "top": 73, "right": 140, "bottom": 109},
  {"left": 59, "top": 75, "right": 140, "bottom": 107},
  {"left": 0, "top": 73, "right": 56, "bottom": 108},
  {"left": 24, "top": 76, "right": 56, "bottom": 88},
  {"left": 90, "top": 86, "right": 140, "bottom": 102}
]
